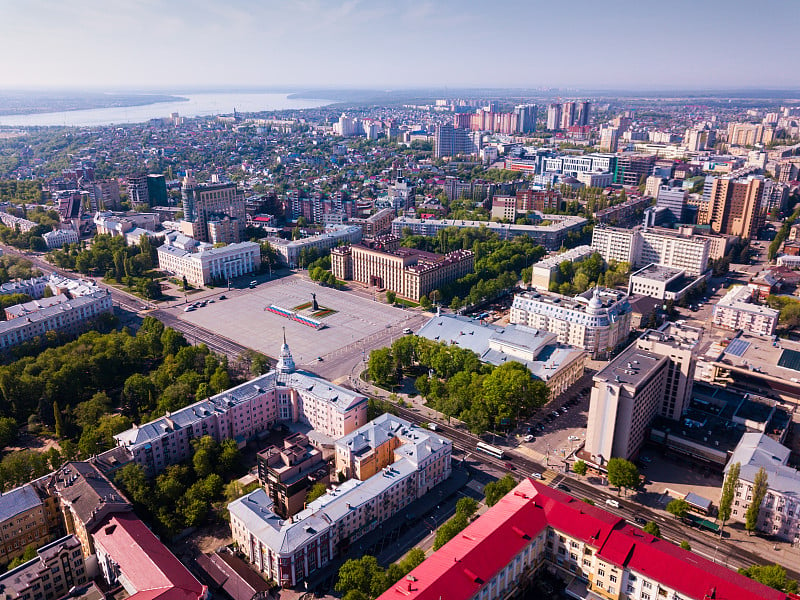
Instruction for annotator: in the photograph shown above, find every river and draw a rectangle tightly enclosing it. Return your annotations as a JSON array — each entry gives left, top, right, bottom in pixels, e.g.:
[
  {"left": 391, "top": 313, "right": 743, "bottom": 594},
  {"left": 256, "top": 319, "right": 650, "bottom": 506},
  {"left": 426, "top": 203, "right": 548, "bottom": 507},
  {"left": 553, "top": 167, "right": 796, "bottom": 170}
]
[{"left": 0, "top": 92, "right": 334, "bottom": 127}]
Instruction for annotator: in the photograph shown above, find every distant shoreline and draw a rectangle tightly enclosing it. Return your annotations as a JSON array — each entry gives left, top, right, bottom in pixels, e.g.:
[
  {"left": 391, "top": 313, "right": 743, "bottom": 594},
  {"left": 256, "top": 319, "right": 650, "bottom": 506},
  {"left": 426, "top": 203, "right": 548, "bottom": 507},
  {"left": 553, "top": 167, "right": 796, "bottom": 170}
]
[{"left": 0, "top": 93, "right": 187, "bottom": 117}]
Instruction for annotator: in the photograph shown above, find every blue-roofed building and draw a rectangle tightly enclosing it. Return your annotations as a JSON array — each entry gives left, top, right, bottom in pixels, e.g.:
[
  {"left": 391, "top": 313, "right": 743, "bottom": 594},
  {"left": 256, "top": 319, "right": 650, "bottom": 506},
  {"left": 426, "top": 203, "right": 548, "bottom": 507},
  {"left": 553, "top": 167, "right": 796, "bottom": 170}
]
[
  {"left": 115, "top": 340, "right": 368, "bottom": 477},
  {"left": 0, "top": 484, "right": 57, "bottom": 566},
  {"left": 416, "top": 314, "right": 586, "bottom": 402}
]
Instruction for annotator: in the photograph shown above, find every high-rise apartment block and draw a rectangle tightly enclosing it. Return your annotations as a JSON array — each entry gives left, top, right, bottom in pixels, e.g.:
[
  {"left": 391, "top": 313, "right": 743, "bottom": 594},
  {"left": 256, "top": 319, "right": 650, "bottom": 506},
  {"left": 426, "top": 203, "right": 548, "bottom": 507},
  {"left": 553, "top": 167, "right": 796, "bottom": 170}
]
[
  {"left": 513, "top": 104, "right": 538, "bottom": 133},
  {"left": 434, "top": 124, "right": 479, "bottom": 158},
  {"left": 727, "top": 122, "right": 776, "bottom": 146},
  {"left": 708, "top": 175, "right": 765, "bottom": 239},
  {"left": 180, "top": 174, "right": 246, "bottom": 243},
  {"left": 560, "top": 101, "right": 576, "bottom": 130},
  {"left": 546, "top": 103, "right": 562, "bottom": 130},
  {"left": 510, "top": 287, "right": 632, "bottom": 359}
]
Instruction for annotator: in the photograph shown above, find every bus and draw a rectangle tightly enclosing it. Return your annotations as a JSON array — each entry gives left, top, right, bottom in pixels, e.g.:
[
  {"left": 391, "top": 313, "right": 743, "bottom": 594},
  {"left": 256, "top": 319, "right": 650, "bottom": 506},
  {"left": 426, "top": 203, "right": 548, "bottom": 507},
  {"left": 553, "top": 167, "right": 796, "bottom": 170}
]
[{"left": 476, "top": 442, "right": 505, "bottom": 459}]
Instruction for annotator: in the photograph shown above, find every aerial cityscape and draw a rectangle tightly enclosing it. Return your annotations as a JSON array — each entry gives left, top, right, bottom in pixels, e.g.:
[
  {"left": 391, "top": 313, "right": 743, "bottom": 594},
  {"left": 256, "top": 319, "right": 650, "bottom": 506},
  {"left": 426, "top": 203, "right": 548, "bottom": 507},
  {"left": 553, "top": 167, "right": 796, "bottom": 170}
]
[{"left": 1, "top": 2, "right": 800, "bottom": 600}]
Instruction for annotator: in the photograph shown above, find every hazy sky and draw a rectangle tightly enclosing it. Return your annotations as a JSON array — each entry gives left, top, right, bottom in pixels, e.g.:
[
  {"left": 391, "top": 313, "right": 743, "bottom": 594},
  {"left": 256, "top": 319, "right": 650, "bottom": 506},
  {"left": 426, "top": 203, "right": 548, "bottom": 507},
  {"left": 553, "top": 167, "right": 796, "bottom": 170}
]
[{"left": 1, "top": 0, "right": 798, "bottom": 91}]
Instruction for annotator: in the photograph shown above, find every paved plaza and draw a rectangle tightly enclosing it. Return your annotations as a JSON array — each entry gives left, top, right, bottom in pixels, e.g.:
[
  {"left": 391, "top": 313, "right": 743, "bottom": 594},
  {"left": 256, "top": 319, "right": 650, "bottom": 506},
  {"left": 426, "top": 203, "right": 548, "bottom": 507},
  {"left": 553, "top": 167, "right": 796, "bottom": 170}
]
[{"left": 178, "top": 275, "right": 416, "bottom": 366}]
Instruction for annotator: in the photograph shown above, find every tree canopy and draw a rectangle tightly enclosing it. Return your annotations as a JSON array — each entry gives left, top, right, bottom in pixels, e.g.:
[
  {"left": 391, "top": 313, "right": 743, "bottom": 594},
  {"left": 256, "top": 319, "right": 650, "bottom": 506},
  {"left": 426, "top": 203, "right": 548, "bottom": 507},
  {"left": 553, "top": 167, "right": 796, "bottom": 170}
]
[{"left": 606, "top": 458, "right": 639, "bottom": 494}]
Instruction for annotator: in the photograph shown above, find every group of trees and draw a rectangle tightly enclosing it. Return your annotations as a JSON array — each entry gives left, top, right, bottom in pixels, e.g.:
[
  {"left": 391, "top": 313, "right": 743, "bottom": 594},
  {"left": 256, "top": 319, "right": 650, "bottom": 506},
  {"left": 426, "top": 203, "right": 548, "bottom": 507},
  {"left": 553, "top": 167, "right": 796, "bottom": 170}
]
[
  {"left": 369, "top": 336, "right": 549, "bottom": 433},
  {"left": 484, "top": 474, "right": 517, "bottom": 507},
  {"left": 548, "top": 252, "right": 631, "bottom": 296},
  {"left": 114, "top": 435, "right": 241, "bottom": 536},
  {"left": 0, "top": 207, "right": 60, "bottom": 251},
  {"left": 0, "top": 317, "right": 232, "bottom": 491},
  {"left": 335, "top": 549, "right": 426, "bottom": 600},
  {"left": 606, "top": 458, "right": 640, "bottom": 495},
  {"left": 0, "top": 255, "right": 41, "bottom": 283},
  {"left": 739, "top": 564, "right": 798, "bottom": 594},
  {"left": 399, "top": 226, "right": 545, "bottom": 310},
  {"left": 768, "top": 204, "right": 800, "bottom": 261},
  {"left": 766, "top": 295, "right": 800, "bottom": 332},
  {"left": 433, "top": 497, "right": 478, "bottom": 550},
  {"left": 0, "top": 180, "right": 44, "bottom": 204},
  {"left": 49, "top": 233, "right": 162, "bottom": 298}
]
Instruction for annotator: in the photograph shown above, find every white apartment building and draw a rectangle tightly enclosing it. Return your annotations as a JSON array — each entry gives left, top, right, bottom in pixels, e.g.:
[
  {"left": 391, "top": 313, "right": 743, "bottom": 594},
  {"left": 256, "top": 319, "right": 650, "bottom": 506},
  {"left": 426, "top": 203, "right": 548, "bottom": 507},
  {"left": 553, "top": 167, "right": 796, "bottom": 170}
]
[
  {"left": 530, "top": 245, "right": 595, "bottom": 291},
  {"left": 591, "top": 226, "right": 640, "bottom": 265},
  {"left": 0, "top": 290, "right": 113, "bottom": 352},
  {"left": 592, "top": 225, "right": 710, "bottom": 276},
  {"left": 712, "top": 285, "right": 778, "bottom": 336},
  {"left": 42, "top": 228, "right": 79, "bottom": 249},
  {"left": 640, "top": 228, "right": 709, "bottom": 276},
  {"left": 230, "top": 417, "right": 452, "bottom": 587},
  {"left": 727, "top": 433, "right": 800, "bottom": 543},
  {"left": 157, "top": 241, "right": 261, "bottom": 287},
  {"left": 114, "top": 340, "right": 368, "bottom": 476},
  {"left": 509, "top": 287, "right": 632, "bottom": 359}
]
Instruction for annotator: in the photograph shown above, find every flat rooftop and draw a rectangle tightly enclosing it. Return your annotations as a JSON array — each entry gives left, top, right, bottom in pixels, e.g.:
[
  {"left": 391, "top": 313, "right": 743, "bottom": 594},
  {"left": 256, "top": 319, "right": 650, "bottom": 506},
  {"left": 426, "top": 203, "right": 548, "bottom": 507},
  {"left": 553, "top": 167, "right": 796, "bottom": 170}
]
[
  {"left": 594, "top": 345, "right": 666, "bottom": 389},
  {"left": 631, "top": 263, "right": 684, "bottom": 282}
]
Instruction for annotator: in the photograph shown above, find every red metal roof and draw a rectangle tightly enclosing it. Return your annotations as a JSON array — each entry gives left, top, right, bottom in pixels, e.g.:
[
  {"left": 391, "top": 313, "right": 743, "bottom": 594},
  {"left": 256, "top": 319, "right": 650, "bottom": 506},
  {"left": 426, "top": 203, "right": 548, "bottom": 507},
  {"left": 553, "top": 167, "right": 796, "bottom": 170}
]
[
  {"left": 92, "top": 514, "right": 207, "bottom": 600},
  {"left": 376, "top": 480, "right": 789, "bottom": 600}
]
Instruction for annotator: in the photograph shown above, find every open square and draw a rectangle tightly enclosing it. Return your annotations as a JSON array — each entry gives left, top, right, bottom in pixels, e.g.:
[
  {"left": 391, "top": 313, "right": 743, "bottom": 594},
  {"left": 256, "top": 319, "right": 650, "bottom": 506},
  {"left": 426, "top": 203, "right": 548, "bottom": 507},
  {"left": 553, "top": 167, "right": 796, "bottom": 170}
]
[{"left": 177, "top": 275, "right": 413, "bottom": 366}]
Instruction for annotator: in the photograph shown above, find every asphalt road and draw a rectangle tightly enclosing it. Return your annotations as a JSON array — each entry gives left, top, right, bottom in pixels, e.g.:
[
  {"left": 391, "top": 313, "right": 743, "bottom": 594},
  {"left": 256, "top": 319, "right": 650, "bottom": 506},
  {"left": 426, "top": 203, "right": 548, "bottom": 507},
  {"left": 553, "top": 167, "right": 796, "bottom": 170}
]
[{"left": 387, "top": 403, "right": 799, "bottom": 579}]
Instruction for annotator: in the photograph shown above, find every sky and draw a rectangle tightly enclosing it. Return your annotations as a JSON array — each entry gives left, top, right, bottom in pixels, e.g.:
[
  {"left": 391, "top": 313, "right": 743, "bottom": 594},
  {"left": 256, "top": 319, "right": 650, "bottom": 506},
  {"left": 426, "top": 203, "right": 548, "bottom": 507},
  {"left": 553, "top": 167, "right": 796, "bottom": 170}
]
[{"left": 1, "top": 0, "right": 798, "bottom": 91}]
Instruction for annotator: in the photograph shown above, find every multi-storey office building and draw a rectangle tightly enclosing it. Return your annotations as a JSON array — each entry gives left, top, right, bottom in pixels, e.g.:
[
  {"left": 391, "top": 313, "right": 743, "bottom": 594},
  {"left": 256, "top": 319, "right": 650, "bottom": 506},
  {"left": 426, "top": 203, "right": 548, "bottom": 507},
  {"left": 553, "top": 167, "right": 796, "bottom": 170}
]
[
  {"left": 157, "top": 241, "right": 261, "bottom": 287},
  {"left": 614, "top": 154, "right": 656, "bottom": 187},
  {"left": 584, "top": 345, "right": 668, "bottom": 464},
  {"left": 330, "top": 236, "right": 474, "bottom": 302},
  {"left": 375, "top": 479, "right": 787, "bottom": 600},
  {"left": 229, "top": 418, "right": 452, "bottom": 587},
  {"left": 712, "top": 285, "right": 778, "bottom": 336},
  {"left": 115, "top": 341, "right": 368, "bottom": 476},
  {"left": 585, "top": 324, "right": 701, "bottom": 463},
  {"left": 591, "top": 226, "right": 710, "bottom": 276},
  {"left": 510, "top": 288, "right": 631, "bottom": 359},
  {"left": 530, "top": 245, "right": 595, "bottom": 291}
]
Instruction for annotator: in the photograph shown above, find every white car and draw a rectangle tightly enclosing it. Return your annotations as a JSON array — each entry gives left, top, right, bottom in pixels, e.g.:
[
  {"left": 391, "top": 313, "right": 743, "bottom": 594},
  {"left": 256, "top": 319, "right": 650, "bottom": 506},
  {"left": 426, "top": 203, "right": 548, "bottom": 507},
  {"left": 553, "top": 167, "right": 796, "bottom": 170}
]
[
  {"left": 606, "top": 499, "right": 620, "bottom": 508},
  {"left": 524, "top": 434, "right": 535, "bottom": 442},
  {"left": 530, "top": 472, "right": 543, "bottom": 480},
  {"left": 568, "top": 435, "right": 580, "bottom": 441}
]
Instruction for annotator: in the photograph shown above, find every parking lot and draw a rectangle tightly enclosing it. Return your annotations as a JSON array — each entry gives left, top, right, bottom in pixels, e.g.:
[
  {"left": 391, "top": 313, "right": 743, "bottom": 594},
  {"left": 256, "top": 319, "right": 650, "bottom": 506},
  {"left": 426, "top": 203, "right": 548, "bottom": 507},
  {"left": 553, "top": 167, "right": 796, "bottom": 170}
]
[
  {"left": 173, "top": 274, "right": 416, "bottom": 365},
  {"left": 511, "top": 378, "right": 594, "bottom": 470}
]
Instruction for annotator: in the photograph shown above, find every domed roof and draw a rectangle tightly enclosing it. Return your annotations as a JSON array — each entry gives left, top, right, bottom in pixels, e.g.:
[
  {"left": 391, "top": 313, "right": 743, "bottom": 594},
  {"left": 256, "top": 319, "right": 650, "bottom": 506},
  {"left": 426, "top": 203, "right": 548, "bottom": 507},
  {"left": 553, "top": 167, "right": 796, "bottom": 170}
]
[{"left": 587, "top": 287, "right": 603, "bottom": 313}]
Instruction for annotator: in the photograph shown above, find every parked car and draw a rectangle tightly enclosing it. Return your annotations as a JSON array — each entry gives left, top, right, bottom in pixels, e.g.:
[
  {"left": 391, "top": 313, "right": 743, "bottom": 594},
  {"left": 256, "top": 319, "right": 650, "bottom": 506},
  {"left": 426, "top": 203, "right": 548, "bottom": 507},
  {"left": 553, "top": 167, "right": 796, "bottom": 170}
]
[
  {"left": 524, "top": 434, "right": 535, "bottom": 442},
  {"left": 219, "top": 295, "right": 227, "bottom": 300},
  {"left": 568, "top": 435, "right": 580, "bottom": 441}
]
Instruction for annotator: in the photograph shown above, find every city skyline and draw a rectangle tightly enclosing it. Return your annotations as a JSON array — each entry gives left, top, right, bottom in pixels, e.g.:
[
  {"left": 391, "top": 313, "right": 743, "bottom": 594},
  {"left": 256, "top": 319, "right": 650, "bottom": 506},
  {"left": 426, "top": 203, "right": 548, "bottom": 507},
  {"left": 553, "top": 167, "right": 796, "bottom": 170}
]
[{"left": 1, "top": 0, "right": 799, "bottom": 91}]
